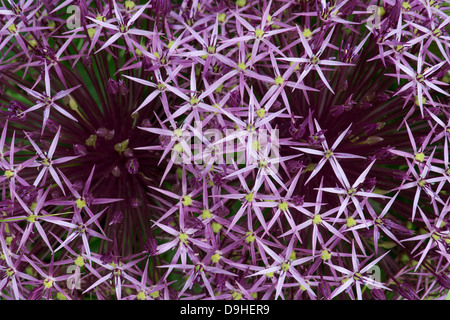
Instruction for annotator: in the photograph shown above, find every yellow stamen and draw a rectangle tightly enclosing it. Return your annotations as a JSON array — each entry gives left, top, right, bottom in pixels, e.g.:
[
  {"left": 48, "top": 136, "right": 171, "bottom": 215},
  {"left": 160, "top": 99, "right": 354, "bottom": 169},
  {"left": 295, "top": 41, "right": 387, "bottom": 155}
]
[
  {"left": 303, "top": 28, "right": 313, "bottom": 38},
  {"left": 346, "top": 217, "right": 357, "bottom": 228},
  {"left": 256, "top": 108, "right": 266, "bottom": 118},
  {"left": 281, "top": 262, "right": 290, "bottom": 272},
  {"left": 211, "top": 251, "right": 222, "bottom": 263},
  {"left": 245, "top": 231, "right": 255, "bottom": 243},
  {"left": 414, "top": 152, "right": 425, "bottom": 163},
  {"left": 201, "top": 209, "right": 212, "bottom": 219},
  {"left": 4, "top": 170, "right": 14, "bottom": 179},
  {"left": 182, "top": 196, "right": 193, "bottom": 206},
  {"left": 8, "top": 24, "right": 17, "bottom": 34},
  {"left": 211, "top": 222, "right": 222, "bottom": 233},
  {"left": 124, "top": 0, "right": 135, "bottom": 10},
  {"left": 218, "top": 13, "right": 226, "bottom": 23},
  {"left": 43, "top": 278, "right": 53, "bottom": 289},
  {"left": 254, "top": 29, "right": 264, "bottom": 39},
  {"left": 321, "top": 250, "right": 332, "bottom": 261},
  {"left": 76, "top": 198, "right": 86, "bottom": 209},
  {"left": 236, "top": 0, "right": 246, "bottom": 7},
  {"left": 232, "top": 291, "right": 243, "bottom": 300},
  {"left": 74, "top": 256, "right": 85, "bottom": 267},
  {"left": 136, "top": 291, "right": 147, "bottom": 300},
  {"left": 274, "top": 76, "right": 284, "bottom": 86},
  {"left": 173, "top": 142, "right": 183, "bottom": 153},
  {"left": 278, "top": 201, "right": 289, "bottom": 212}
]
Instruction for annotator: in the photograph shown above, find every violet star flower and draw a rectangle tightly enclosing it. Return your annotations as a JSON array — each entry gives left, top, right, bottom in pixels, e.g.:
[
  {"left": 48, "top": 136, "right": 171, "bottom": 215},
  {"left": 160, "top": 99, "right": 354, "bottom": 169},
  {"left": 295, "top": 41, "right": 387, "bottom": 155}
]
[
  {"left": 25, "top": 126, "right": 79, "bottom": 194},
  {"left": 327, "top": 242, "right": 392, "bottom": 300},
  {"left": 293, "top": 121, "right": 364, "bottom": 184},
  {"left": 280, "top": 25, "right": 354, "bottom": 94},
  {"left": 87, "top": 0, "right": 154, "bottom": 55}
]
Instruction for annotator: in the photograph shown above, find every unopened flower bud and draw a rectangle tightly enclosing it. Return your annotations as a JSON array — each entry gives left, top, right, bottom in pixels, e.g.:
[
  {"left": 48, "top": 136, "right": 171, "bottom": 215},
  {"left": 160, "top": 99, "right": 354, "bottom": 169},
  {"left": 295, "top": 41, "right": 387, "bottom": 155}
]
[
  {"left": 144, "top": 237, "right": 158, "bottom": 256},
  {"left": 130, "top": 198, "right": 140, "bottom": 208},
  {"left": 107, "top": 79, "right": 119, "bottom": 94},
  {"left": 141, "top": 118, "right": 151, "bottom": 127},
  {"left": 110, "top": 211, "right": 124, "bottom": 225},
  {"left": 118, "top": 80, "right": 128, "bottom": 96},
  {"left": 96, "top": 127, "right": 110, "bottom": 138},
  {"left": 74, "top": 144, "right": 87, "bottom": 156},
  {"left": 124, "top": 148, "right": 134, "bottom": 158},
  {"left": 126, "top": 158, "right": 139, "bottom": 174}
]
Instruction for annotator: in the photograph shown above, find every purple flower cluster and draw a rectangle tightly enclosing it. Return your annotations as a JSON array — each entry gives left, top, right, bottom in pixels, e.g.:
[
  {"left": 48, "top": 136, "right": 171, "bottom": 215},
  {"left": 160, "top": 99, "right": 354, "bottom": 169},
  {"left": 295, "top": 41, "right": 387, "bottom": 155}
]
[{"left": 0, "top": 0, "right": 450, "bottom": 300}]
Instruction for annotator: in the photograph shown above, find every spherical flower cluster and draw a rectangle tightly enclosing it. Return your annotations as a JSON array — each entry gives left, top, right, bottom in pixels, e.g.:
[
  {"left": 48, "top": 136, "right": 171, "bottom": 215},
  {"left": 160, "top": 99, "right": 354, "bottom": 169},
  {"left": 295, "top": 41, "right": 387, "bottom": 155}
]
[{"left": 0, "top": 0, "right": 449, "bottom": 300}]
